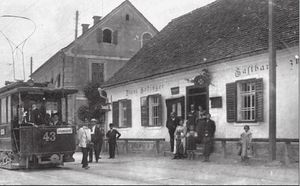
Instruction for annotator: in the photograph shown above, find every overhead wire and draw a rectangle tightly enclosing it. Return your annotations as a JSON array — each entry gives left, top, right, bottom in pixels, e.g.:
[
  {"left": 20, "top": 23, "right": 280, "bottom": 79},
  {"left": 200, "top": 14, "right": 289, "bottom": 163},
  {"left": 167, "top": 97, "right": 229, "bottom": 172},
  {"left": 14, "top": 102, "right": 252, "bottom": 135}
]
[{"left": 0, "top": 15, "right": 36, "bottom": 80}]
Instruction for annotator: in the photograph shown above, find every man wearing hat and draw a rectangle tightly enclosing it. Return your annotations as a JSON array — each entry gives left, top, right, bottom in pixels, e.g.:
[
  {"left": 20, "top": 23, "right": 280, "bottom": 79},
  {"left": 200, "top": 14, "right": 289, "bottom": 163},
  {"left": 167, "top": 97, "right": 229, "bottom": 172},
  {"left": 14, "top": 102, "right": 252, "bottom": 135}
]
[
  {"left": 91, "top": 119, "right": 105, "bottom": 163},
  {"left": 51, "top": 112, "right": 62, "bottom": 126},
  {"left": 106, "top": 123, "right": 121, "bottom": 159},
  {"left": 88, "top": 118, "right": 97, "bottom": 162},
  {"left": 166, "top": 112, "right": 180, "bottom": 152}
]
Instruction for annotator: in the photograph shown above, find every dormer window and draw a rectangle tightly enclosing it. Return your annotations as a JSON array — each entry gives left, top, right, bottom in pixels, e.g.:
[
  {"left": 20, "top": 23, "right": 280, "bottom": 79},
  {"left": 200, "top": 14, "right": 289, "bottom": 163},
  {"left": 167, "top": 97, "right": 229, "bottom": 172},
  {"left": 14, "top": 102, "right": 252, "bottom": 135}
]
[
  {"left": 126, "top": 14, "right": 130, "bottom": 21},
  {"left": 103, "top": 29, "right": 112, "bottom": 43}
]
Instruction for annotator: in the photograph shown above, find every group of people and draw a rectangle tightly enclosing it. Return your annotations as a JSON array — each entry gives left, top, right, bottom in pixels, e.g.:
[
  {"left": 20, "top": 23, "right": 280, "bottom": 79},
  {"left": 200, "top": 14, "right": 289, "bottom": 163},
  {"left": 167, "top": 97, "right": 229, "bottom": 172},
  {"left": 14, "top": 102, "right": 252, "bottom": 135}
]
[
  {"left": 22, "top": 104, "right": 64, "bottom": 126},
  {"left": 77, "top": 120, "right": 121, "bottom": 169},
  {"left": 167, "top": 104, "right": 253, "bottom": 163},
  {"left": 167, "top": 104, "right": 216, "bottom": 162}
]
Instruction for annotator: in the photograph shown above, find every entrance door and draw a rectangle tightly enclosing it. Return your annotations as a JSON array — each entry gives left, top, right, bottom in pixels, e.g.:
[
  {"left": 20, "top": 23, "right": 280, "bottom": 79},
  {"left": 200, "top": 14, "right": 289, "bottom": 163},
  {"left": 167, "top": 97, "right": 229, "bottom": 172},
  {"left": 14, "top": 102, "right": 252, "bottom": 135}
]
[
  {"left": 186, "top": 86, "right": 208, "bottom": 114},
  {"left": 165, "top": 97, "right": 185, "bottom": 120}
]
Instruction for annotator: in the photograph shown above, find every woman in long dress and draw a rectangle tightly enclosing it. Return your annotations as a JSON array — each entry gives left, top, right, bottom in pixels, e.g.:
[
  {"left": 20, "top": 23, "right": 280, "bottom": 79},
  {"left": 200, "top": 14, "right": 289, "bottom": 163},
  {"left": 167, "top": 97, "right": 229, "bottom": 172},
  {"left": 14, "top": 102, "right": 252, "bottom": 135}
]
[{"left": 173, "top": 119, "right": 187, "bottom": 159}]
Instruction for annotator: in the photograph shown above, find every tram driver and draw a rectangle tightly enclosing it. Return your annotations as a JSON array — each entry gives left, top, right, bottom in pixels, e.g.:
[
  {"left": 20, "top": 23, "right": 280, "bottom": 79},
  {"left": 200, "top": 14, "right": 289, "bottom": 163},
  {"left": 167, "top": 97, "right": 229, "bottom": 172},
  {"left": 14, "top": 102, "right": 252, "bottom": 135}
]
[
  {"left": 29, "top": 104, "right": 43, "bottom": 125},
  {"left": 51, "top": 113, "right": 62, "bottom": 126}
]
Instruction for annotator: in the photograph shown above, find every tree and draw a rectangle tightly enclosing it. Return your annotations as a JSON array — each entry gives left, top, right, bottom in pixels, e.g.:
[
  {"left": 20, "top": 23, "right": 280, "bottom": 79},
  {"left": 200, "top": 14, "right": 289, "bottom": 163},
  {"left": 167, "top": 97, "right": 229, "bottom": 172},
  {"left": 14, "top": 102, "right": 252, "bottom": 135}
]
[
  {"left": 77, "top": 105, "right": 90, "bottom": 122},
  {"left": 82, "top": 82, "right": 107, "bottom": 121}
]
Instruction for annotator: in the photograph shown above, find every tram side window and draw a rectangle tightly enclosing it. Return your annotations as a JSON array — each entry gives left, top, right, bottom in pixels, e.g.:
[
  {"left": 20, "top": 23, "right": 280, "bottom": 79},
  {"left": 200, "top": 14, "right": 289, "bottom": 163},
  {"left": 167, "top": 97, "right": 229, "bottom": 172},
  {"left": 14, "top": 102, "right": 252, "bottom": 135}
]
[{"left": 1, "top": 97, "right": 7, "bottom": 124}]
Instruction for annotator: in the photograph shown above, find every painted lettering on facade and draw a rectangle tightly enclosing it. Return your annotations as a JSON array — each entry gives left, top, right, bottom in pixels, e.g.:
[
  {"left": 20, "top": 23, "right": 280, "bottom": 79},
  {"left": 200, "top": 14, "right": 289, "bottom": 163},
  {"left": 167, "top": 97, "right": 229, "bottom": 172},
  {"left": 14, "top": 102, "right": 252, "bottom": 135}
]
[
  {"left": 235, "top": 64, "right": 269, "bottom": 77},
  {"left": 126, "top": 83, "right": 165, "bottom": 96}
]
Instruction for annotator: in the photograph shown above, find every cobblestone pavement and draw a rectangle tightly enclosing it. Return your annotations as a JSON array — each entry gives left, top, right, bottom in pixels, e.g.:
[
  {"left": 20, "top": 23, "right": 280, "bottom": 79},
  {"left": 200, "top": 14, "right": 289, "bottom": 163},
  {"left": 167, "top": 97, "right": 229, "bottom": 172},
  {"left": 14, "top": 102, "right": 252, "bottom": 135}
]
[{"left": 0, "top": 152, "right": 298, "bottom": 185}]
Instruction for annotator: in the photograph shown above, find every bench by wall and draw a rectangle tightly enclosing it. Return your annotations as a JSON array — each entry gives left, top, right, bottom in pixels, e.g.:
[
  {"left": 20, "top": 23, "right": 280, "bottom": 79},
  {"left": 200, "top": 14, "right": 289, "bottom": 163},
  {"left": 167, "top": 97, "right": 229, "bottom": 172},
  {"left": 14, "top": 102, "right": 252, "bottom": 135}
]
[
  {"left": 103, "top": 138, "right": 166, "bottom": 154},
  {"left": 214, "top": 138, "right": 299, "bottom": 164}
]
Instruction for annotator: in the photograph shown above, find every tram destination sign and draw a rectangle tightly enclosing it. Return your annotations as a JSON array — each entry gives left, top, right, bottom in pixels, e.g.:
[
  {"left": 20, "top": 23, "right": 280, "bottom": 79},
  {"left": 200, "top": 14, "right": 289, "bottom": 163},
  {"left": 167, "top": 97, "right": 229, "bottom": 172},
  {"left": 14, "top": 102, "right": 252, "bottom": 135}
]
[{"left": 57, "top": 128, "right": 73, "bottom": 134}]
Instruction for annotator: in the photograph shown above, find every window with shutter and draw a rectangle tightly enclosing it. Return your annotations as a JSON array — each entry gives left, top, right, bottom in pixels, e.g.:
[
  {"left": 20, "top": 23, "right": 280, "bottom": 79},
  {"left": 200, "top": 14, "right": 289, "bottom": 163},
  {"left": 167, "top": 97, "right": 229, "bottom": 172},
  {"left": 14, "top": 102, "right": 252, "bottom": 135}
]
[
  {"left": 0, "top": 99, "right": 1, "bottom": 124},
  {"left": 226, "top": 82, "right": 237, "bottom": 122},
  {"left": 143, "top": 94, "right": 163, "bottom": 127},
  {"left": 113, "top": 30, "right": 118, "bottom": 45},
  {"left": 126, "top": 99, "right": 132, "bottom": 127},
  {"left": 227, "top": 78, "right": 264, "bottom": 123},
  {"left": 112, "top": 101, "right": 119, "bottom": 127},
  {"left": 141, "top": 97, "right": 149, "bottom": 126},
  {"left": 255, "top": 78, "right": 264, "bottom": 122},
  {"left": 91, "top": 63, "right": 104, "bottom": 83},
  {"left": 103, "top": 29, "right": 112, "bottom": 43},
  {"left": 96, "top": 28, "right": 103, "bottom": 43},
  {"left": 114, "top": 99, "right": 132, "bottom": 128}
]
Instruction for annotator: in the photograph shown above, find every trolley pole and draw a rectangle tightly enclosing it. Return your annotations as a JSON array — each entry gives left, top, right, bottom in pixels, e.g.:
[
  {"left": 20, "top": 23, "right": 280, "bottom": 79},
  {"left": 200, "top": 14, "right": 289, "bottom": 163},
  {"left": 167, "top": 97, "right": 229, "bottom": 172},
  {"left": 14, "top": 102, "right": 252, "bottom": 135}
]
[
  {"left": 30, "top": 56, "right": 33, "bottom": 78},
  {"left": 268, "top": 0, "right": 277, "bottom": 161}
]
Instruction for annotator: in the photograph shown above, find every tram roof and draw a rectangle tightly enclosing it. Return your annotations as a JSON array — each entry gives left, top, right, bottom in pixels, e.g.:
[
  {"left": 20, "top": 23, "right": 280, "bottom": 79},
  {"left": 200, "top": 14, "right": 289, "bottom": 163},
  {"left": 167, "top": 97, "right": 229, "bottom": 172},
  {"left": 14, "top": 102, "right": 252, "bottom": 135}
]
[{"left": 0, "top": 81, "right": 77, "bottom": 96}]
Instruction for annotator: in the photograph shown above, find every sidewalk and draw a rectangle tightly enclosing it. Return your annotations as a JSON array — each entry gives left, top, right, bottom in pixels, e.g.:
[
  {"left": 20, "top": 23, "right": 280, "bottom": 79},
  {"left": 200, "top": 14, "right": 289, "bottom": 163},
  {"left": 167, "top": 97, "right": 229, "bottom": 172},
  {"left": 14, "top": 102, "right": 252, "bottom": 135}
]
[{"left": 72, "top": 152, "right": 299, "bottom": 185}]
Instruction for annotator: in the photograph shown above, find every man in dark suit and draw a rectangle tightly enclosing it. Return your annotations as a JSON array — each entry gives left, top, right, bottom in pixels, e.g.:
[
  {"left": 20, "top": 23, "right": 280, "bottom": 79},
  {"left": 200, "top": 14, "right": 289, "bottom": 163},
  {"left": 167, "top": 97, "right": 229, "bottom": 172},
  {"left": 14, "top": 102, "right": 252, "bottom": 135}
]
[
  {"left": 166, "top": 112, "right": 180, "bottom": 152},
  {"left": 92, "top": 120, "right": 105, "bottom": 163},
  {"left": 187, "top": 104, "right": 197, "bottom": 129},
  {"left": 202, "top": 113, "right": 216, "bottom": 162},
  {"left": 51, "top": 113, "right": 62, "bottom": 126},
  {"left": 30, "top": 104, "right": 42, "bottom": 125},
  {"left": 106, "top": 123, "right": 121, "bottom": 159}
]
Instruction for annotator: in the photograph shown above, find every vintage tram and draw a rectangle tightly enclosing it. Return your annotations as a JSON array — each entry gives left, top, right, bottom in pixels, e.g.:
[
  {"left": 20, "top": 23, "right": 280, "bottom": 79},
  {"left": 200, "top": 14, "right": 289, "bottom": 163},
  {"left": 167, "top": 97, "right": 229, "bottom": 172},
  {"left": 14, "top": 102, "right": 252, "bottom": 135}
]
[{"left": 0, "top": 81, "right": 78, "bottom": 169}]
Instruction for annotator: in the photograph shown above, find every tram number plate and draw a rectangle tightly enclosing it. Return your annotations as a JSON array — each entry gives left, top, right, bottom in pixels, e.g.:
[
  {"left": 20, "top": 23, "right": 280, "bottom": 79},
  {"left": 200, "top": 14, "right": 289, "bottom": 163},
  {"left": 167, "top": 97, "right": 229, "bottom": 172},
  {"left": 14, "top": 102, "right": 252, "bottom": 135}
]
[
  {"left": 57, "top": 128, "right": 73, "bottom": 134},
  {"left": 0, "top": 129, "right": 4, "bottom": 135},
  {"left": 43, "top": 131, "right": 56, "bottom": 142}
]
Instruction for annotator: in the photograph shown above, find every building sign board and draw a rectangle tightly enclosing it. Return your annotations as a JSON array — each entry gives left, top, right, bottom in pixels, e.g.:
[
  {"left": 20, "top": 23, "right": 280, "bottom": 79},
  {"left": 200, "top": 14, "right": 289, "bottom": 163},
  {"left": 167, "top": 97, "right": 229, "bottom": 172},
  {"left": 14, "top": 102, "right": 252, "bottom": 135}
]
[
  {"left": 126, "top": 83, "right": 165, "bottom": 96},
  {"left": 171, "top": 87, "right": 179, "bottom": 95},
  {"left": 57, "top": 128, "right": 73, "bottom": 134},
  {"left": 235, "top": 63, "right": 269, "bottom": 77}
]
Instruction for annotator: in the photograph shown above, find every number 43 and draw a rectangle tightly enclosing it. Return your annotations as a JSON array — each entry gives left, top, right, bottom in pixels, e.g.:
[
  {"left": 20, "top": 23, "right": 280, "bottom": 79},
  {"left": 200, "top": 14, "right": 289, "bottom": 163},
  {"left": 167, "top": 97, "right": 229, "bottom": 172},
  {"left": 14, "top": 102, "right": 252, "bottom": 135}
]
[{"left": 43, "top": 132, "right": 56, "bottom": 142}]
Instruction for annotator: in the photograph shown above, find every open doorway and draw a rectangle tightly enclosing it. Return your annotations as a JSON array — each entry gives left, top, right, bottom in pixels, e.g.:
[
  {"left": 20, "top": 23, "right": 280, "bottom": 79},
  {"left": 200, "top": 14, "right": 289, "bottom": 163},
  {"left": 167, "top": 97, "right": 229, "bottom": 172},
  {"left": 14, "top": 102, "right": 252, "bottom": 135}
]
[
  {"left": 186, "top": 86, "right": 209, "bottom": 115},
  {"left": 166, "top": 97, "right": 185, "bottom": 120}
]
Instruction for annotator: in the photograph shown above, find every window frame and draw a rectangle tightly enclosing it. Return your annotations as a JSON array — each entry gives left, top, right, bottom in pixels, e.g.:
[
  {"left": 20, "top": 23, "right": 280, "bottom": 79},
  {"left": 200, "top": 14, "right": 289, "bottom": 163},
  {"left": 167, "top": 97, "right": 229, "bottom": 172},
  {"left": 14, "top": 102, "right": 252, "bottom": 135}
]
[
  {"left": 226, "top": 78, "right": 263, "bottom": 124},
  {"left": 89, "top": 62, "right": 105, "bottom": 83},
  {"left": 236, "top": 79, "right": 256, "bottom": 123},
  {"left": 103, "top": 28, "right": 113, "bottom": 43},
  {"left": 141, "top": 32, "right": 152, "bottom": 47},
  {"left": 140, "top": 94, "right": 162, "bottom": 127},
  {"left": 113, "top": 99, "right": 132, "bottom": 128}
]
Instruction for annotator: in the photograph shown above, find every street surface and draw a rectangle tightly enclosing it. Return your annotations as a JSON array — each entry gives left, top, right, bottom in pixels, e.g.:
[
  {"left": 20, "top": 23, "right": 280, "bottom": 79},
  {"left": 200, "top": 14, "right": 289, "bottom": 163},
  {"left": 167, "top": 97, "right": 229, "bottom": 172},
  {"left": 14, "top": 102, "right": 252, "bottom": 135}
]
[{"left": 0, "top": 152, "right": 298, "bottom": 185}]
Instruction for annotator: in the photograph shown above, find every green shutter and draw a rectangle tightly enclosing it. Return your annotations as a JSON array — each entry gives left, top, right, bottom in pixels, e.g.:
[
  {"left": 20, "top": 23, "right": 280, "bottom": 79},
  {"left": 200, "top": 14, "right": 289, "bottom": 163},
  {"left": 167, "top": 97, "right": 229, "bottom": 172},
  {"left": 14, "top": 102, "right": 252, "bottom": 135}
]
[
  {"left": 226, "top": 82, "right": 237, "bottom": 122},
  {"left": 113, "top": 30, "right": 118, "bottom": 45},
  {"left": 112, "top": 101, "right": 119, "bottom": 127},
  {"left": 157, "top": 95, "right": 163, "bottom": 126},
  {"left": 96, "top": 28, "right": 103, "bottom": 43},
  {"left": 255, "top": 78, "right": 264, "bottom": 122},
  {"left": 126, "top": 99, "right": 132, "bottom": 127},
  {"left": 141, "top": 97, "right": 149, "bottom": 126}
]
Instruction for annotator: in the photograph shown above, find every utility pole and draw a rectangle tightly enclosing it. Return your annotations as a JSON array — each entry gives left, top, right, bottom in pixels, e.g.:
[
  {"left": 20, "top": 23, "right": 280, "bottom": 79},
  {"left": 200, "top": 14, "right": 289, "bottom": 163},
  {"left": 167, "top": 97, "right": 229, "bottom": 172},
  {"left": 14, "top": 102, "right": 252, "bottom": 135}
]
[
  {"left": 30, "top": 56, "right": 33, "bottom": 78},
  {"left": 75, "top": 10, "right": 79, "bottom": 40},
  {"left": 268, "top": 0, "right": 276, "bottom": 161}
]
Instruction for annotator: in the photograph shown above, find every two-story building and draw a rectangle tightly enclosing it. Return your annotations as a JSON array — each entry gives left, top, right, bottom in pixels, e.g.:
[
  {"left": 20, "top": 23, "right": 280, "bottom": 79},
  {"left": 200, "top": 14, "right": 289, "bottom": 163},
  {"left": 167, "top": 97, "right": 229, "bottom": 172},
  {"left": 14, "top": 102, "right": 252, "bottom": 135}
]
[
  {"left": 31, "top": 0, "right": 158, "bottom": 124},
  {"left": 102, "top": 0, "right": 299, "bottom": 159}
]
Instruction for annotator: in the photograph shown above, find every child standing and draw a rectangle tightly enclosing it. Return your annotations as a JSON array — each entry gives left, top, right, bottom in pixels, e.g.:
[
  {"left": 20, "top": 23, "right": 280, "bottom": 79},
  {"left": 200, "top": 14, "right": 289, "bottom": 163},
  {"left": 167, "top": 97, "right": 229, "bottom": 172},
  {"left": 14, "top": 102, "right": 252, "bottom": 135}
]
[
  {"left": 186, "top": 125, "right": 198, "bottom": 160},
  {"left": 238, "top": 125, "right": 252, "bottom": 163}
]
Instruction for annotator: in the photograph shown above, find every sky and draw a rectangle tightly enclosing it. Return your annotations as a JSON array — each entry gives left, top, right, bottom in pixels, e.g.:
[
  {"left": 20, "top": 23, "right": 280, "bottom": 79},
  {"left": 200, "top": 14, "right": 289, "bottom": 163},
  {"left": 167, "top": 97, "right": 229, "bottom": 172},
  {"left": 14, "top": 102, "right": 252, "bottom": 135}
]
[{"left": 0, "top": 0, "right": 215, "bottom": 87}]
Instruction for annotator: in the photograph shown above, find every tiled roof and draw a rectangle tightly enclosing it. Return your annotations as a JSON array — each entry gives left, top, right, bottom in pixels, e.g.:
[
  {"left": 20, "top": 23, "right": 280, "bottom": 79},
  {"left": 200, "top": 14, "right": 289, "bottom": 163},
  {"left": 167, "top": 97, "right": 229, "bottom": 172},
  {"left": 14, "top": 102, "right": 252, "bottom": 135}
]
[{"left": 103, "top": 0, "right": 299, "bottom": 88}]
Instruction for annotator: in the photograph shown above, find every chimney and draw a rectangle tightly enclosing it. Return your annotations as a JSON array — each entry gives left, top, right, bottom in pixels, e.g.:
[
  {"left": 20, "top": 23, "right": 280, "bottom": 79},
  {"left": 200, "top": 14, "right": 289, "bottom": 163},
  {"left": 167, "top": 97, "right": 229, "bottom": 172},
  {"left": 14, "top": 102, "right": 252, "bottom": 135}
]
[
  {"left": 81, "top": 24, "right": 89, "bottom": 35},
  {"left": 92, "top": 16, "right": 101, "bottom": 25}
]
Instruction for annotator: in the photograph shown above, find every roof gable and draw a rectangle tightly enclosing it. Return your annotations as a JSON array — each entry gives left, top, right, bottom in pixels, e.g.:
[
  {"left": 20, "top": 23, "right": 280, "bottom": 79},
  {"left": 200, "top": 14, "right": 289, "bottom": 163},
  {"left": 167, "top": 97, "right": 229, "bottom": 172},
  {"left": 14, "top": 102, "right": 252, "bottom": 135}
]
[
  {"left": 103, "top": 0, "right": 299, "bottom": 88},
  {"left": 32, "top": 0, "right": 158, "bottom": 77}
]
